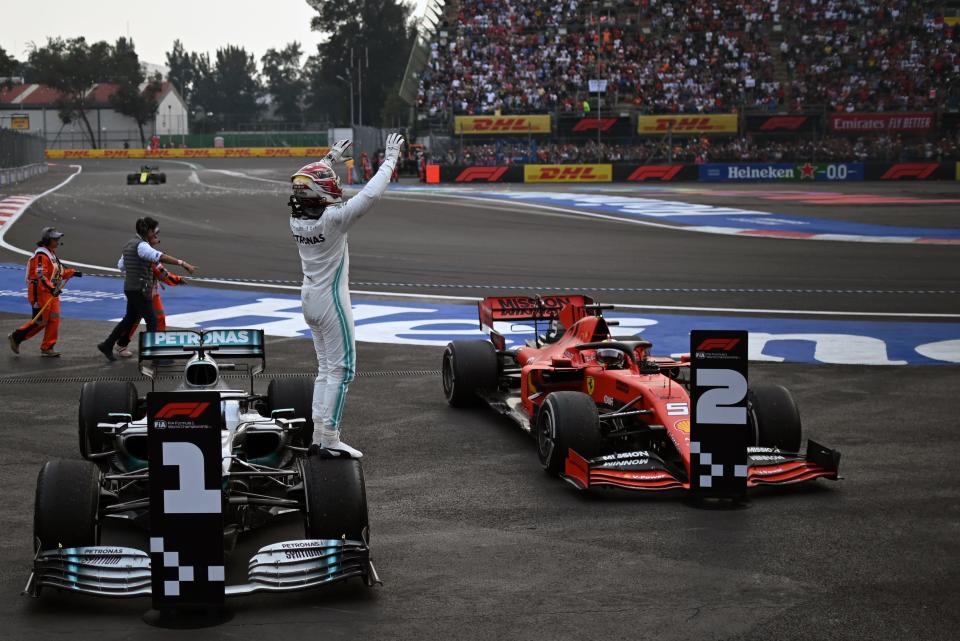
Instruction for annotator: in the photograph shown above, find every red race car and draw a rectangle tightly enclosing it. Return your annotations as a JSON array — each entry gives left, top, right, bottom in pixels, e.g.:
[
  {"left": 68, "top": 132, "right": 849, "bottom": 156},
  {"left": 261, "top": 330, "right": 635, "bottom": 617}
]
[{"left": 441, "top": 295, "right": 840, "bottom": 493}]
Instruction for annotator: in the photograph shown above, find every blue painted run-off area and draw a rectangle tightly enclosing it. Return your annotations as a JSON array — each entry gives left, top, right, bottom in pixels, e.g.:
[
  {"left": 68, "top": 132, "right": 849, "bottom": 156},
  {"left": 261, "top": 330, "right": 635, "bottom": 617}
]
[
  {"left": 0, "top": 265, "right": 956, "bottom": 365},
  {"left": 425, "top": 189, "right": 960, "bottom": 239}
]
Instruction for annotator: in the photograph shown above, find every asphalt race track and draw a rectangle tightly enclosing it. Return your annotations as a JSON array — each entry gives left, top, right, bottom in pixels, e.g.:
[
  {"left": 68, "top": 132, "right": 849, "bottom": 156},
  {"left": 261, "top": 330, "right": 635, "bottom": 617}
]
[{"left": 0, "top": 159, "right": 958, "bottom": 640}]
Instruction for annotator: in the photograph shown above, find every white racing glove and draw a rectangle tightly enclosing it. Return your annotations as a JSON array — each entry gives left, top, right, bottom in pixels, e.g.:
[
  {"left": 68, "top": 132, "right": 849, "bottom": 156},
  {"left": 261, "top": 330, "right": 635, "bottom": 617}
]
[
  {"left": 385, "top": 133, "right": 404, "bottom": 162},
  {"left": 324, "top": 139, "right": 352, "bottom": 164}
]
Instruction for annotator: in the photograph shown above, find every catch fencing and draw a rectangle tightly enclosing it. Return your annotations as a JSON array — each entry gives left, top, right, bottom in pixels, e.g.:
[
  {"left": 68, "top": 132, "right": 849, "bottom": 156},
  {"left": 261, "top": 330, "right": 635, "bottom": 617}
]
[{"left": 0, "top": 129, "right": 48, "bottom": 185}]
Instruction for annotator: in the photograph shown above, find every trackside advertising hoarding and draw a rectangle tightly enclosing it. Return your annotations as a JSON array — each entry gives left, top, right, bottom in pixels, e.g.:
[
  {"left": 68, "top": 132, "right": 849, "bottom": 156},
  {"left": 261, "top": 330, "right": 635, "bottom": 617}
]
[
  {"left": 557, "top": 116, "right": 632, "bottom": 137},
  {"left": 637, "top": 114, "right": 738, "bottom": 135},
  {"left": 524, "top": 164, "right": 612, "bottom": 182},
  {"left": 440, "top": 165, "right": 524, "bottom": 183},
  {"left": 829, "top": 112, "right": 935, "bottom": 133},
  {"left": 453, "top": 115, "right": 551, "bottom": 135},
  {"left": 700, "top": 162, "right": 864, "bottom": 182},
  {"left": 745, "top": 114, "right": 820, "bottom": 133},
  {"left": 46, "top": 147, "right": 330, "bottom": 159}
]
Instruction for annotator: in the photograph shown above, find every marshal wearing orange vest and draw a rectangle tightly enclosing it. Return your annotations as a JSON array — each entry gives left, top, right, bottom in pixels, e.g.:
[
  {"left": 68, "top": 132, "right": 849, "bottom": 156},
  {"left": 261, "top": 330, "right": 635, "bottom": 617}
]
[{"left": 8, "top": 227, "right": 82, "bottom": 357}]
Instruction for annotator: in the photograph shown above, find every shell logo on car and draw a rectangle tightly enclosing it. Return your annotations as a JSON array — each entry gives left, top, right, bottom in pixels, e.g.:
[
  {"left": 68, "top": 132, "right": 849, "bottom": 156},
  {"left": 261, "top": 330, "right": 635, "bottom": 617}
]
[{"left": 524, "top": 164, "right": 612, "bottom": 183}]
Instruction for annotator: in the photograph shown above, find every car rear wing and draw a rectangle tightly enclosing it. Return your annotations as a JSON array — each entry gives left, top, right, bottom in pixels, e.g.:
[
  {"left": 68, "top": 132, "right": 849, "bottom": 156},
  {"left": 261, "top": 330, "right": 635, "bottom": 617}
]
[
  {"left": 138, "top": 329, "right": 266, "bottom": 378},
  {"left": 478, "top": 295, "right": 598, "bottom": 349}
]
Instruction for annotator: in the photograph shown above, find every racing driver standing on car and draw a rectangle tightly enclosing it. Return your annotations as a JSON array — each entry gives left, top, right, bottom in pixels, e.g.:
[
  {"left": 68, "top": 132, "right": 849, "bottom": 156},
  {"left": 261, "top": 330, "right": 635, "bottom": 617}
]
[{"left": 289, "top": 132, "right": 404, "bottom": 458}]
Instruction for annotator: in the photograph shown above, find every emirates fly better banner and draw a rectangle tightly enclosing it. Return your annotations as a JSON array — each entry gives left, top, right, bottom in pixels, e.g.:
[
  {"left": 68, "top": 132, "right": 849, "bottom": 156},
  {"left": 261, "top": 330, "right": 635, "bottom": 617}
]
[{"left": 829, "top": 112, "right": 934, "bottom": 133}]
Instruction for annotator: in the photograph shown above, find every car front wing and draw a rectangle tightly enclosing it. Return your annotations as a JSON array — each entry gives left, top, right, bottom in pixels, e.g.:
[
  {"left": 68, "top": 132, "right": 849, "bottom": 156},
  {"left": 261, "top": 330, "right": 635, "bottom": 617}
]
[
  {"left": 562, "top": 441, "right": 840, "bottom": 491},
  {"left": 24, "top": 539, "right": 379, "bottom": 598}
]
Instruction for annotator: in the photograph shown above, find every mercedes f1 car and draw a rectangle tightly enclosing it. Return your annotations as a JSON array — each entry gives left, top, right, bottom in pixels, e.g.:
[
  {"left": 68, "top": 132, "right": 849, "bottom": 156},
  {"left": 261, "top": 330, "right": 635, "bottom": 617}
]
[
  {"left": 442, "top": 295, "right": 840, "bottom": 492},
  {"left": 26, "top": 328, "right": 378, "bottom": 599},
  {"left": 126, "top": 165, "right": 166, "bottom": 185}
]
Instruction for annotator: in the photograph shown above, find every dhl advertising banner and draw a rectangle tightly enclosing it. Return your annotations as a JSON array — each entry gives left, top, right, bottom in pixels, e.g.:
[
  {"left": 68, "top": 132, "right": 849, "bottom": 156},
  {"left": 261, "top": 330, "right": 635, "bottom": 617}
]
[
  {"left": 829, "top": 112, "right": 934, "bottom": 133},
  {"left": 524, "top": 164, "right": 612, "bottom": 183},
  {"left": 637, "top": 114, "right": 738, "bottom": 135},
  {"left": 454, "top": 115, "right": 551, "bottom": 135},
  {"left": 46, "top": 147, "right": 330, "bottom": 159}
]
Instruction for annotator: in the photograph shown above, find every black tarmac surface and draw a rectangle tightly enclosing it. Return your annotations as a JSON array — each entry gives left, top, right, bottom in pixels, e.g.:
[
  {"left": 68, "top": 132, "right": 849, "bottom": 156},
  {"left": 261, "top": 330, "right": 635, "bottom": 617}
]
[{"left": 0, "top": 160, "right": 957, "bottom": 640}]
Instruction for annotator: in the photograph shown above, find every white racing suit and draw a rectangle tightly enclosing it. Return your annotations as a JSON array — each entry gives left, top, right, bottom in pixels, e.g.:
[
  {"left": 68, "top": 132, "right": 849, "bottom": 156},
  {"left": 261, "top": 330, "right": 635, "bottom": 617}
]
[{"left": 291, "top": 153, "right": 398, "bottom": 450}]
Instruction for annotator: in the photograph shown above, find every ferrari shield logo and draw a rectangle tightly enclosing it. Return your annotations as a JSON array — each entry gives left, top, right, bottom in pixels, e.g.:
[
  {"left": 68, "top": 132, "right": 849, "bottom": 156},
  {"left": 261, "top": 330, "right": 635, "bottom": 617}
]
[{"left": 586, "top": 376, "right": 595, "bottom": 395}]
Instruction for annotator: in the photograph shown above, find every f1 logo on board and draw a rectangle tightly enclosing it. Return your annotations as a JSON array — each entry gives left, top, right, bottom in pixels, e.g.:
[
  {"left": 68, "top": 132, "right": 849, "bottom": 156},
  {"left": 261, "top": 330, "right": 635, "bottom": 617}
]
[
  {"left": 456, "top": 167, "right": 508, "bottom": 182},
  {"left": 627, "top": 165, "right": 683, "bottom": 181},
  {"left": 155, "top": 402, "right": 211, "bottom": 419},
  {"left": 697, "top": 338, "right": 741, "bottom": 351},
  {"left": 760, "top": 116, "right": 808, "bottom": 131},
  {"left": 881, "top": 164, "right": 938, "bottom": 180},
  {"left": 573, "top": 118, "right": 618, "bottom": 132}
]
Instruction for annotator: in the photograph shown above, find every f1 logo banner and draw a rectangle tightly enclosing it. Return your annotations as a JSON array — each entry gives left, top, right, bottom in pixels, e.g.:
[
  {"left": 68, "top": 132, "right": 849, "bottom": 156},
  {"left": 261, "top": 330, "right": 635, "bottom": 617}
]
[
  {"left": 690, "top": 331, "right": 748, "bottom": 499},
  {"left": 148, "top": 391, "right": 225, "bottom": 610}
]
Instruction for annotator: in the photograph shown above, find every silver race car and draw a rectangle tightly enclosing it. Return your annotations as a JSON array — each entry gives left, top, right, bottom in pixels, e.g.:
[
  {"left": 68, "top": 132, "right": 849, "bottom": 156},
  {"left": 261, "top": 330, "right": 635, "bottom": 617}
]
[{"left": 25, "top": 328, "right": 378, "bottom": 598}]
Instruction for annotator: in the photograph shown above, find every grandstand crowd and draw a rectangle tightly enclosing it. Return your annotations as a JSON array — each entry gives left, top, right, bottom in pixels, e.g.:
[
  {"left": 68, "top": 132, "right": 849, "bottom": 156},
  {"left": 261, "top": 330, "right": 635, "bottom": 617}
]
[
  {"left": 438, "top": 133, "right": 960, "bottom": 165},
  {"left": 417, "top": 0, "right": 959, "bottom": 117}
]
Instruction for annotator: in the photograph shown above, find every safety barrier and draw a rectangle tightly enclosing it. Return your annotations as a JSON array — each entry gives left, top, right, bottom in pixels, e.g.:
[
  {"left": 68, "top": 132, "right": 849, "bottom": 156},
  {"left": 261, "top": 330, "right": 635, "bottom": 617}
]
[
  {"left": 428, "top": 162, "right": 959, "bottom": 183},
  {"left": 45, "top": 147, "right": 331, "bottom": 160},
  {"left": 0, "top": 162, "right": 48, "bottom": 186}
]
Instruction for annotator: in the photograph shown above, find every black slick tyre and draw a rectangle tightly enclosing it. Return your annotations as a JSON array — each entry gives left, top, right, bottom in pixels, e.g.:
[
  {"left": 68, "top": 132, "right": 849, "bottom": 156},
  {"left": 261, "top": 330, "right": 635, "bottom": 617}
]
[
  {"left": 302, "top": 458, "right": 368, "bottom": 541},
  {"left": 536, "top": 391, "right": 603, "bottom": 476},
  {"left": 442, "top": 340, "right": 498, "bottom": 407},
  {"left": 748, "top": 384, "right": 802, "bottom": 452},
  {"left": 267, "top": 378, "right": 314, "bottom": 446},
  {"left": 78, "top": 381, "right": 138, "bottom": 460},
  {"left": 34, "top": 459, "right": 100, "bottom": 552},
  {"left": 159, "top": 173, "right": 166, "bottom": 184}
]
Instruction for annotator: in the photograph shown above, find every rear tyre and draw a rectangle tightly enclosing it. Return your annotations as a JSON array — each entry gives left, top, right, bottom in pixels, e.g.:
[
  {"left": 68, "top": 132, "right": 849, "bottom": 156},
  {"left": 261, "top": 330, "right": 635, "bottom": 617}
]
[
  {"left": 159, "top": 173, "right": 167, "bottom": 184},
  {"left": 748, "top": 384, "right": 802, "bottom": 452},
  {"left": 126, "top": 174, "right": 135, "bottom": 185},
  {"left": 537, "top": 391, "right": 603, "bottom": 476},
  {"left": 78, "top": 381, "right": 138, "bottom": 460},
  {"left": 267, "top": 378, "right": 314, "bottom": 446},
  {"left": 302, "top": 458, "right": 368, "bottom": 541},
  {"left": 442, "top": 340, "right": 498, "bottom": 407},
  {"left": 34, "top": 459, "right": 100, "bottom": 552}
]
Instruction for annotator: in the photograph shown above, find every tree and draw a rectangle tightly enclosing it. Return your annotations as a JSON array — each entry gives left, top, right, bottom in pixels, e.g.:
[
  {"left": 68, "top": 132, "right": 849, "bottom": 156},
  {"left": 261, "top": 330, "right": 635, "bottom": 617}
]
[
  {"left": 305, "top": 0, "right": 413, "bottom": 127},
  {"left": 213, "top": 45, "right": 262, "bottom": 127},
  {"left": 108, "top": 38, "right": 161, "bottom": 146},
  {"left": 0, "top": 46, "right": 19, "bottom": 88},
  {"left": 165, "top": 39, "right": 196, "bottom": 107},
  {"left": 28, "top": 38, "right": 112, "bottom": 147},
  {"left": 261, "top": 43, "right": 307, "bottom": 123}
]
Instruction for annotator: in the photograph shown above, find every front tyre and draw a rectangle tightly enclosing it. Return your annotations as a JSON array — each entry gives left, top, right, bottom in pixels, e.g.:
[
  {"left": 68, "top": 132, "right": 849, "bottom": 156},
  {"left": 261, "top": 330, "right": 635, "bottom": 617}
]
[
  {"left": 78, "top": 381, "right": 138, "bottom": 460},
  {"left": 748, "top": 384, "right": 802, "bottom": 452},
  {"left": 302, "top": 457, "right": 368, "bottom": 541},
  {"left": 442, "top": 340, "right": 498, "bottom": 407},
  {"left": 34, "top": 459, "right": 101, "bottom": 552},
  {"left": 537, "top": 391, "right": 603, "bottom": 476}
]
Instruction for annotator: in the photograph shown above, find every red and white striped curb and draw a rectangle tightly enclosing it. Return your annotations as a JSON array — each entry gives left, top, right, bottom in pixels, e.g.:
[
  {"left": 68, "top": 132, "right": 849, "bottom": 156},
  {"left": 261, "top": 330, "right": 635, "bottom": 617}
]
[{"left": 0, "top": 195, "right": 38, "bottom": 229}]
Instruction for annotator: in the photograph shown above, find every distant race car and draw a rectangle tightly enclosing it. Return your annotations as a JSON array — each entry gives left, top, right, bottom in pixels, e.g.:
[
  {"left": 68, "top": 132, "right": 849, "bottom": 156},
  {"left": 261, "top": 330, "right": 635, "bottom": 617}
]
[
  {"left": 442, "top": 295, "right": 841, "bottom": 493},
  {"left": 126, "top": 165, "right": 166, "bottom": 185},
  {"left": 26, "top": 328, "right": 378, "bottom": 599}
]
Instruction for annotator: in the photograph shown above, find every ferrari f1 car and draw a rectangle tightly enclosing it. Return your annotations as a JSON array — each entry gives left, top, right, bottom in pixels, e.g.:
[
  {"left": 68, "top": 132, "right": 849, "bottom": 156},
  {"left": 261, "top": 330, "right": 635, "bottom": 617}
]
[
  {"left": 442, "top": 295, "right": 840, "bottom": 492},
  {"left": 126, "top": 165, "right": 166, "bottom": 185},
  {"left": 26, "top": 328, "right": 378, "bottom": 598}
]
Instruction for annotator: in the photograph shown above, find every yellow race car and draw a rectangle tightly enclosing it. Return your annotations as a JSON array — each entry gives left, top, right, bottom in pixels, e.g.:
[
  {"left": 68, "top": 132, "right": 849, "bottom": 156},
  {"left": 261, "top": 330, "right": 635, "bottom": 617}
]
[{"left": 125, "top": 165, "right": 166, "bottom": 185}]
